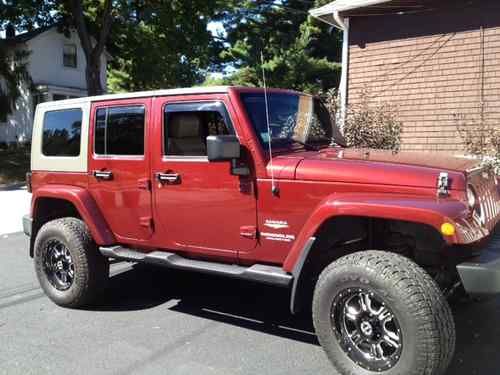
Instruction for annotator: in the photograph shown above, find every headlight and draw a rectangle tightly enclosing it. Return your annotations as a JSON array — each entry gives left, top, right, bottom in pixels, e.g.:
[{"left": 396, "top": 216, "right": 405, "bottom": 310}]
[{"left": 466, "top": 185, "right": 477, "bottom": 209}]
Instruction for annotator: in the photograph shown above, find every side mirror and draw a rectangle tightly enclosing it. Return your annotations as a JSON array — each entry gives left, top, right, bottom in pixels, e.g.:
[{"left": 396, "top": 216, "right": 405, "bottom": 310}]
[
  {"left": 207, "top": 135, "right": 241, "bottom": 161},
  {"left": 206, "top": 135, "right": 250, "bottom": 176}
]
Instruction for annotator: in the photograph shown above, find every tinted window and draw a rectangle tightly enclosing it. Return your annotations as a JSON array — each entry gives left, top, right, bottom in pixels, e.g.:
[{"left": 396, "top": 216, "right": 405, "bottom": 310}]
[
  {"left": 95, "top": 106, "right": 145, "bottom": 155},
  {"left": 164, "top": 102, "right": 233, "bottom": 156},
  {"left": 42, "top": 109, "right": 82, "bottom": 157}
]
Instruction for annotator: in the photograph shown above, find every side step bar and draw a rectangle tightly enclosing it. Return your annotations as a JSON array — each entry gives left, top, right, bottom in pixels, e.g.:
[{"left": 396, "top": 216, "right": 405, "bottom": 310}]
[{"left": 99, "top": 246, "right": 293, "bottom": 287}]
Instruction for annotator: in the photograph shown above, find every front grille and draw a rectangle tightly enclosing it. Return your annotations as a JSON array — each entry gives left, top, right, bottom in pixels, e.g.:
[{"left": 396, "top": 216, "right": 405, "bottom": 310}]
[{"left": 470, "top": 171, "right": 500, "bottom": 232}]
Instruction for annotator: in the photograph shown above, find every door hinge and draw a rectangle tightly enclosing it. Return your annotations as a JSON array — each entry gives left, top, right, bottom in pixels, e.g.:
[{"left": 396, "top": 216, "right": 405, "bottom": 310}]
[
  {"left": 138, "top": 178, "right": 151, "bottom": 191},
  {"left": 240, "top": 225, "right": 257, "bottom": 239}
]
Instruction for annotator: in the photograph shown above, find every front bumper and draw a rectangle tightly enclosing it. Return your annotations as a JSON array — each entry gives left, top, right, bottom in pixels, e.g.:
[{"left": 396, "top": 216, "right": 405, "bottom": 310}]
[
  {"left": 457, "top": 228, "right": 500, "bottom": 296},
  {"left": 22, "top": 215, "right": 32, "bottom": 237}
]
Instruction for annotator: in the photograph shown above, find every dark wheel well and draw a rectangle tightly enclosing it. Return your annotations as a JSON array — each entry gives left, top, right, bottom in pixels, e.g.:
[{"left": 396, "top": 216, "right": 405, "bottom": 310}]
[
  {"left": 29, "top": 198, "right": 81, "bottom": 258},
  {"left": 291, "top": 215, "right": 447, "bottom": 314}
]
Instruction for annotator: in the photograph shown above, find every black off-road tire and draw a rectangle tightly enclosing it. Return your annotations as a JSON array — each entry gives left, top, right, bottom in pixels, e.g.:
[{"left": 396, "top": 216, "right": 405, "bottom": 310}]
[
  {"left": 312, "top": 250, "right": 455, "bottom": 375},
  {"left": 34, "top": 218, "right": 109, "bottom": 308}
]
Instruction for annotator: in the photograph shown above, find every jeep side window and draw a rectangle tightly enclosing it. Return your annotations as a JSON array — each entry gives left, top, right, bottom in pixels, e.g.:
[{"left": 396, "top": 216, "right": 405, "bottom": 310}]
[
  {"left": 164, "top": 102, "right": 234, "bottom": 156},
  {"left": 95, "top": 105, "right": 145, "bottom": 156},
  {"left": 42, "top": 109, "right": 82, "bottom": 157}
]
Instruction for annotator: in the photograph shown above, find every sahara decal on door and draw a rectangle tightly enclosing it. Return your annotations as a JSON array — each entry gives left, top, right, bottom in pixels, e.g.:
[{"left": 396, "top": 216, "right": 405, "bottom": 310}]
[{"left": 263, "top": 219, "right": 289, "bottom": 229}]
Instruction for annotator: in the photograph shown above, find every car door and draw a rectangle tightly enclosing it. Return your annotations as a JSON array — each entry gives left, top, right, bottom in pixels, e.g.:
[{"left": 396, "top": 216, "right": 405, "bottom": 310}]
[
  {"left": 88, "top": 98, "right": 153, "bottom": 244},
  {"left": 151, "top": 96, "right": 257, "bottom": 260}
]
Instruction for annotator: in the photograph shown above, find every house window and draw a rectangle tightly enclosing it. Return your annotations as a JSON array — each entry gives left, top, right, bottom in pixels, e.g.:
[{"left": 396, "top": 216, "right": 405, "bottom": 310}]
[{"left": 63, "top": 44, "right": 77, "bottom": 68}]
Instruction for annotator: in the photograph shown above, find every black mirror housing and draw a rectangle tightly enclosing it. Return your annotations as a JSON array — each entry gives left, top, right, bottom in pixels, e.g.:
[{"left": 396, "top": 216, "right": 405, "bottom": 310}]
[{"left": 207, "top": 135, "right": 241, "bottom": 161}]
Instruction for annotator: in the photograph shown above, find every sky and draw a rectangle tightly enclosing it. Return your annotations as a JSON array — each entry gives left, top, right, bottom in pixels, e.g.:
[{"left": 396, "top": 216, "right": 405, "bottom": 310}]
[{"left": 207, "top": 21, "right": 225, "bottom": 38}]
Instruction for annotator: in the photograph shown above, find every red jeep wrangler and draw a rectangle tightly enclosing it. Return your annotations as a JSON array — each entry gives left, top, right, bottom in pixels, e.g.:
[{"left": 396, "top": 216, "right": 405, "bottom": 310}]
[{"left": 24, "top": 86, "right": 500, "bottom": 375}]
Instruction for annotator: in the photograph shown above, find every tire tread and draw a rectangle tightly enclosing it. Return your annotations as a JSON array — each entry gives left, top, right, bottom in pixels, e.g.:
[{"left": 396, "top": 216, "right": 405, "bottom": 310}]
[
  {"left": 34, "top": 217, "right": 108, "bottom": 308},
  {"left": 312, "top": 250, "right": 455, "bottom": 375}
]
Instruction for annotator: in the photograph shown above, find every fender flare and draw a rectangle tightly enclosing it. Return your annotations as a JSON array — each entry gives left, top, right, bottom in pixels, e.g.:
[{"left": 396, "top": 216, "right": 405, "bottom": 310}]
[
  {"left": 285, "top": 193, "right": 469, "bottom": 314},
  {"left": 31, "top": 185, "right": 116, "bottom": 246}
]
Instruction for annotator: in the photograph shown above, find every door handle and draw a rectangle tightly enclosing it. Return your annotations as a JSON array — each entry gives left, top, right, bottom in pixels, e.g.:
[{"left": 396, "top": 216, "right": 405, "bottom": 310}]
[
  {"left": 157, "top": 172, "right": 180, "bottom": 184},
  {"left": 93, "top": 170, "right": 113, "bottom": 181}
]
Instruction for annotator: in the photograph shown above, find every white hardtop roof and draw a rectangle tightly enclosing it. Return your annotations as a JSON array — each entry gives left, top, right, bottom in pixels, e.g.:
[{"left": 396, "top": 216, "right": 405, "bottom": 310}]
[{"left": 37, "top": 86, "right": 232, "bottom": 109}]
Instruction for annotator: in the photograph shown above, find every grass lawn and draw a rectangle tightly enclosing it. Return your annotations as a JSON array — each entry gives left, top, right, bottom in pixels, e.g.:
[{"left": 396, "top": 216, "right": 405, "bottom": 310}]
[{"left": 0, "top": 149, "right": 30, "bottom": 186}]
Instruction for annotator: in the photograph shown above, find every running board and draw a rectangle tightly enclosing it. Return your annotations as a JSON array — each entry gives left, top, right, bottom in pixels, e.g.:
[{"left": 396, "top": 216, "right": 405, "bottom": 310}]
[{"left": 99, "top": 246, "right": 292, "bottom": 287}]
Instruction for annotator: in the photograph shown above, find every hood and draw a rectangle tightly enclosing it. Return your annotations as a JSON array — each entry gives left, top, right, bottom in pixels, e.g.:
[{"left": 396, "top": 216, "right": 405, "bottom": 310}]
[
  {"left": 323, "top": 149, "right": 480, "bottom": 172},
  {"left": 269, "top": 148, "right": 478, "bottom": 191}
]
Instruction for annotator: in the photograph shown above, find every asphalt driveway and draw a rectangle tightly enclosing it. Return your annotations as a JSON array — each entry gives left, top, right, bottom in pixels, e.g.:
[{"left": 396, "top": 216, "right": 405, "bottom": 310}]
[{"left": 1, "top": 232, "right": 500, "bottom": 375}]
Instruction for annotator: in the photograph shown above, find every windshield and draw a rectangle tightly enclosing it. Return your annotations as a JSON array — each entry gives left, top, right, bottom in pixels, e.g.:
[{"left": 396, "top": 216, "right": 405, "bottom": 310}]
[{"left": 240, "top": 92, "right": 346, "bottom": 150}]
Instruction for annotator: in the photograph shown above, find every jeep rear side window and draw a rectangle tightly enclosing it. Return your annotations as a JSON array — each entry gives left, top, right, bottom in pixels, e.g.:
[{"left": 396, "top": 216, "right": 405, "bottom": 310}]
[
  {"left": 95, "top": 106, "right": 145, "bottom": 156},
  {"left": 42, "top": 109, "right": 82, "bottom": 157},
  {"left": 164, "top": 102, "right": 234, "bottom": 156}
]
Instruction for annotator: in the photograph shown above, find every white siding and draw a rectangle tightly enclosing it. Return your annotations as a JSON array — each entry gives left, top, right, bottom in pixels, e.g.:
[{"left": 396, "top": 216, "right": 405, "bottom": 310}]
[
  {"left": 0, "top": 27, "right": 108, "bottom": 143},
  {"left": 27, "top": 28, "right": 107, "bottom": 91}
]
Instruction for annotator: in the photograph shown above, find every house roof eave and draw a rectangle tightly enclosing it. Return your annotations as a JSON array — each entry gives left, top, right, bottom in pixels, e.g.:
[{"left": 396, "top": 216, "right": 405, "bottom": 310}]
[
  {"left": 310, "top": 0, "right": 393, "bottom": 28},
  {"left": 2, "top": 25, "right": 113, "bottom": 61}
]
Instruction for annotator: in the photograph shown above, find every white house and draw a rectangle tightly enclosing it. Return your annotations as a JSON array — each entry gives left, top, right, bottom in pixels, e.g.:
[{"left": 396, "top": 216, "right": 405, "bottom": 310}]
[{"left": 0, "top": 25, "right": 109, "bottom": 144}]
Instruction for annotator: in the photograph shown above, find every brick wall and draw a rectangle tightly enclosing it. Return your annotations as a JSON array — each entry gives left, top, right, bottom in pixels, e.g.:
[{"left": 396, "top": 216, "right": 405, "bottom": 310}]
[{"left": 347, "top": 1, "right": 500, "bottom": 152}]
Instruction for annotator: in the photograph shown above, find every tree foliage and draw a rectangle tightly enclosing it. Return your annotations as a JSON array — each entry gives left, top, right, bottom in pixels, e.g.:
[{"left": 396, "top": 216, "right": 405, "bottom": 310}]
[
  {"left": 1, "top": 0, "right": 229, "bottom": 93},
  {"left": 108, "top": 0, "right": 225, "bottom": 92},
  {"left": 1, "top": 0, "right": 343, "bottom": 96},
  {"left": 0, "top": 46, "right": 30, "bottom": 121},
  {"left": 212, "top": 0, "right": 342, "bottom": 94},
  {"left": 0, "top": 0, "right": 56, "bottom": 30}
]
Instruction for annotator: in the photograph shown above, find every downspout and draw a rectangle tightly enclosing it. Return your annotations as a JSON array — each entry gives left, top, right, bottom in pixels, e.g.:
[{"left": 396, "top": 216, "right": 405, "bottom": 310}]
[{"left": 335, "top": 12, "right": 349, "bottom": 130}]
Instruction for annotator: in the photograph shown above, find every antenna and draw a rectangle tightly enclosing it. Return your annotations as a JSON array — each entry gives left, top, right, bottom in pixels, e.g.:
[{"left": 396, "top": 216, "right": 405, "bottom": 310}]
[{"left": 261, "top": 51, "right": 279, "bottom": 196}]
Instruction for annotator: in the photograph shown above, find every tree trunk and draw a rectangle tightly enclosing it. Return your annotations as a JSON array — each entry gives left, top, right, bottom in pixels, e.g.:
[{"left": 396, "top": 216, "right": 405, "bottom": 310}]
[
  {"left": 85, "top": 57, "right": 103, "bottom": 96},
  {"left": 71, "top": 0, "right": 112, "bottom": 96}
]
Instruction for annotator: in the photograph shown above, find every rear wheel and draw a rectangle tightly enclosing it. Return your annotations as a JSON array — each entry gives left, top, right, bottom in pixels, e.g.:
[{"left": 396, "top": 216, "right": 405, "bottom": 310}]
[
  {"left": 34, "top": 218, "right": 109, "bottom": 308},
  {"left": 312, "top": 250, "right": 455, "bottom": 375}
]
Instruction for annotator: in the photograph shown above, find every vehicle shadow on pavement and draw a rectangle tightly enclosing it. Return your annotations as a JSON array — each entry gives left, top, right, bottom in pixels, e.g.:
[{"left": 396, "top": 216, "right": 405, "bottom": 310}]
[
  {"left": 91, "top": 263, "right": 500, "bottom": 374},
  {"left": 90, "top": 263, "right": 318, "bottom": 345},
  {"left": 167, "top": 276, "right": 319, "bottom": 346},
  {"left": 89, "top": 264, "right": 178, "bottom": 311}
]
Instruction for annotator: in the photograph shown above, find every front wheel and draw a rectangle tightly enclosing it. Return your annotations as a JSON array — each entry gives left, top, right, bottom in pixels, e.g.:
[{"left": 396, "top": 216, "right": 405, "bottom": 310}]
[{"left": 312, "top": 251, "right": 455, "bottom": 375}]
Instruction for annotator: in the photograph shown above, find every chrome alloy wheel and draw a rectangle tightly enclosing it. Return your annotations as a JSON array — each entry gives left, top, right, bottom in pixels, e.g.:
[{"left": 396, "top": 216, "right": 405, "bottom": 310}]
[
  {"left": 331, "top": 288, "right": 403, "bottom": 372},
  {"left": 43, "top": 239, "right": 75, "bottom": 291}
]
